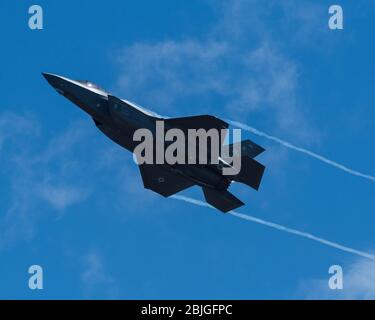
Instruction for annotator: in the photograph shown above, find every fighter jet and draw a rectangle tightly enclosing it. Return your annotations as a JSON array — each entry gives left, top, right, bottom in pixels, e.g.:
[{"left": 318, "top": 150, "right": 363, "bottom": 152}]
[{"left": 42, "top": 73, "right": 265, "bottom": 212}]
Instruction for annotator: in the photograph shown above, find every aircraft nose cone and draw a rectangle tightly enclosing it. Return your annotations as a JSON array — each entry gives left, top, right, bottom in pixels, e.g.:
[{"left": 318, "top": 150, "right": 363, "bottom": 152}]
[
  {"left": 42, "top": 72, "right": 70, "bottom": 96},
  {"left": 42, "top": 72, "right": 60, "bottom": 88}
]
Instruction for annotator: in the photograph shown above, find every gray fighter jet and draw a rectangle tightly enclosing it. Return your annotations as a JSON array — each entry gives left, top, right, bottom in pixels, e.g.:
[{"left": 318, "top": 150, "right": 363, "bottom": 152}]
[{"left": 43, "top": 73, "right": 265, "bottom": 212}]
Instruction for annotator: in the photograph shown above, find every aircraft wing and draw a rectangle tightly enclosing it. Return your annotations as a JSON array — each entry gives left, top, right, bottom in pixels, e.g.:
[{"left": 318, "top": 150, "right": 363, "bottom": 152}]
[
  {"left": 138, "top": 164, "right": 195, "bottom": 197},
  {"left": 164, "top": 115, "right": 229, "bottom": 163},
  {"left": 164, "top": 115, "right": 228, "bottom": 135}
]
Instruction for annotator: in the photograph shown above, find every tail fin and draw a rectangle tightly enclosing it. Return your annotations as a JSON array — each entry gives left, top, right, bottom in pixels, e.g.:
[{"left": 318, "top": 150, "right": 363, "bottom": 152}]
[
  {"left": 225, "top": 139, "right": 265, "bottom": 158},
  {"left": 202, "top": 187, "right": 244, "bottom": 213}
]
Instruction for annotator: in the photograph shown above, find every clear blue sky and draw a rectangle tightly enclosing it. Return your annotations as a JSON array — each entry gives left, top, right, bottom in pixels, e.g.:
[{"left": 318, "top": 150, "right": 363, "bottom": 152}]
[{"left": 1, "top": 0, "right": 374, "bottom": 299}]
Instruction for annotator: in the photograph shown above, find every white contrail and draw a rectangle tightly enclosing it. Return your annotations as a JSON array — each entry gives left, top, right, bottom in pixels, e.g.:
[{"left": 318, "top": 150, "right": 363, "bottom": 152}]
[
  {"left": 172, "top": 195, "right": 375, "bottom": 261},
  {"left": 227, "top": 120, "right": 375, "bottom": 182}
]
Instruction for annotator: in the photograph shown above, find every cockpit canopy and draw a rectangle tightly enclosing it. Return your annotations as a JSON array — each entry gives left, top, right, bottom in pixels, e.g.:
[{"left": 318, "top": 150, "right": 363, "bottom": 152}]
[{"left": 76, "top": 80, "right": 105, "bottom": 91}]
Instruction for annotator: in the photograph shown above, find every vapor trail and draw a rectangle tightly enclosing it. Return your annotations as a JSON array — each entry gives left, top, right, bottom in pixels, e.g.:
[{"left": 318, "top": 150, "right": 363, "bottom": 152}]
[
  {"left": 172, "top": 195, "right": 375, "bottom": 261},
  {"left": 227, "top": 120, "right": 375, "bottom": 182}
]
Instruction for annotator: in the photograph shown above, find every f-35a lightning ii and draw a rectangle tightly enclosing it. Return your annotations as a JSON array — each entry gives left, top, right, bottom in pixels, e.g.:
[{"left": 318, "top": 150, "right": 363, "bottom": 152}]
[{"left": 43, "top": 73, "right": 265, "bottom": 212}]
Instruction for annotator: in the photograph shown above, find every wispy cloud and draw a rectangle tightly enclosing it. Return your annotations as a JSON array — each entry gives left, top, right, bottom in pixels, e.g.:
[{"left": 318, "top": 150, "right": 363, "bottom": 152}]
[
  {"left": 215, "top": 0, "right": 328, "bottom": 45},
  {"left": 36, "top": 183, "right": 89, "bottom": 211},
  {"left": 114, "top": 1, "right": 325, "bottom": 141},
  {"left": 116, "top": 40, "right": 230, "bottom": 111},
  {"left": 0, "top": 111, "right": 160, "bottom": 247},
  {"left": 116, "top": 40, "right": 310, "bottom": 137},
  {"left": 301, "top": 256, "right": 375, "bottom": 299},
  {"left": 0, "top": 111, "right": 40, "bottom": 151},
  {"left": 81, "top": 249, "right": 119, "bottom": 299},
  {"left": 0, "top": 113, "right": 94, "bottom": 247}
]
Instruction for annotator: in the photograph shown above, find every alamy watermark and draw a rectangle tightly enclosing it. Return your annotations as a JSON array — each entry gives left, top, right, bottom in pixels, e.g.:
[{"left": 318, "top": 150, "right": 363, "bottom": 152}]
[
  {"left": 133, "top": 122, "right": 242, "bottom": 175},
  {"left": 28, "top": 5, "right": 43, "bottom": 30},
  {"left": 328, "top": 265, "right": 343, "bottom": 290},
  {"left": 328, "top": 5, "right": 344, "bottom": 30},
  {"left": 28, "top": 265, "right": 44, "bottom": 290}
]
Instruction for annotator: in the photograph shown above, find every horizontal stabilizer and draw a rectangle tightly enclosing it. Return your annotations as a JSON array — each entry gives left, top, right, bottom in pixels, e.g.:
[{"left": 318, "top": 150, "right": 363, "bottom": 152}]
[
  {"left": 202, "top": 187, "right": 244, "bottom": 213},
  {"left": 230, "top": 157, "right": 265, "bottom": 190}
]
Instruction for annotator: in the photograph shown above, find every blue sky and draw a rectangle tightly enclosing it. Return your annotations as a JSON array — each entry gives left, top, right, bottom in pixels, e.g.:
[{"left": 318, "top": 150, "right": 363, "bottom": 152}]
[{"left": 0, "top": 0, "right": 375, "bottom": 299}]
